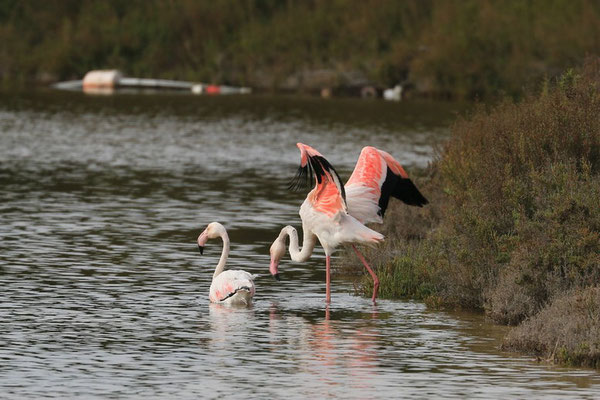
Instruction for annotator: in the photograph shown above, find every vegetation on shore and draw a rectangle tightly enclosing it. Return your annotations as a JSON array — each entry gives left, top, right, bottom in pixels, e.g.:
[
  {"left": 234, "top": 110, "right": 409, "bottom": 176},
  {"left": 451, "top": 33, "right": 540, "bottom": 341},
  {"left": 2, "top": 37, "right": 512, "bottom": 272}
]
[
  {"left": 502, "top": 287, "right": 600, "bottom": 368},
  {"left": 3, "top": 0, "right": 599, "bottom": 369},
  {"left": 353, "top": 58, "right": 600, "bottom": 368},
  {"left": 2, "top": 0, "right": 600, "bottom": 99}
]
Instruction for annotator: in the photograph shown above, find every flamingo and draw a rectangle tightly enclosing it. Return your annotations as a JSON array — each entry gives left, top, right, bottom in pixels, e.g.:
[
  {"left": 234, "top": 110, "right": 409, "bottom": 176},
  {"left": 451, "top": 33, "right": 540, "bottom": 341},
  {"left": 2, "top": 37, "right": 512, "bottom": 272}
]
[
  {"left": 197, "top": 222, "right": 256, "bottom": 305},
  {"left": 269, "top": 143, "right": 428, "bottom": 303}
]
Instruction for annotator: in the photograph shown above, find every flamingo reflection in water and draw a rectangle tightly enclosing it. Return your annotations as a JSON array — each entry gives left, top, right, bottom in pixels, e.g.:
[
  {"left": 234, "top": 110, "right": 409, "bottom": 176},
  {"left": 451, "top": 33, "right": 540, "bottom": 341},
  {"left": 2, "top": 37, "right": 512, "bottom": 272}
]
[
  {"left": 206, "top": 302, "right": 256, "bottom": 348},
  {"left": 267, "top": 303, "right": 381, "bottom": 392}
]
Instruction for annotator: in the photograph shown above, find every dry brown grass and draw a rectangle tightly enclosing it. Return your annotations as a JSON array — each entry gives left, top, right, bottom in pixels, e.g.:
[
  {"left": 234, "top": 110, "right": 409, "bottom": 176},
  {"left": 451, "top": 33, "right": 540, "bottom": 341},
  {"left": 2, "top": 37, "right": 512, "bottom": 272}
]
[
  {"left": 348, "top": 57, "right": 600, "bottom": 368},
  {"left": 502, "top": 287, "right": 600, "bottom": 368}
]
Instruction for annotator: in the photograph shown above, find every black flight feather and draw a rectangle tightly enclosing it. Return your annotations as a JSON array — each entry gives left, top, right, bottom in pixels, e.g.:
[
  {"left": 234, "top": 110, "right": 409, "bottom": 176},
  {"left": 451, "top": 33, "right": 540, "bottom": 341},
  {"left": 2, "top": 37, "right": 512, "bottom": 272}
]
[
  {"left": 288, "top": 162, "right": 313, "bottom": 191},
  {"left": 378, "top": 167, "right": 428, "bottom": 217},
  {"left": 288, "top": 154, "right": 347, "bottom": 205}
]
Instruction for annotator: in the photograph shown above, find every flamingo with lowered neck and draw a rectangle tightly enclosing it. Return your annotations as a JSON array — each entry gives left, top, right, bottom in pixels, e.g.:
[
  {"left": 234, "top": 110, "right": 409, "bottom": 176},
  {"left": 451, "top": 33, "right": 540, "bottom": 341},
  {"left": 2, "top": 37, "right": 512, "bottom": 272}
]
[
  {"left": 270, "top": 224, "right": 318, "bottom": 277},
  {"left": 269, "top": 143, "right": 428, "bottom": 303},
  {"left": 197, "top": 222, "right": 255, "bottom": 305}
]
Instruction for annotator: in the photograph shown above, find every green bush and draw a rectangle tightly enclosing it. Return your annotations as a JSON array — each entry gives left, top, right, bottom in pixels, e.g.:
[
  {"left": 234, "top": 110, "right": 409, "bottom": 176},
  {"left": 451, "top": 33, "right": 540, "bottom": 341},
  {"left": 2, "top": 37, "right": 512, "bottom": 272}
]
[
  {"left": 2, "top": 0, "right": 600, "bottom": 98},
  {"left": 356, "top": 57, "right": 600, "bottom": 367},
  {"left": 436, "top": 58, "right": 600, "bottom": 323}
]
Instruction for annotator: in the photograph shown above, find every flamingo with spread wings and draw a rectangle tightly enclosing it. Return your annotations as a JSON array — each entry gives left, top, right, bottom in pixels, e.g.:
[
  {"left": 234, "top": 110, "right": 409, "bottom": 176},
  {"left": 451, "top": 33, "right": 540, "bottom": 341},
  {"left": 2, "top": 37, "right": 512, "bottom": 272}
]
[{"left": 269, "top": 143, "right": 428, "bottom": 303}]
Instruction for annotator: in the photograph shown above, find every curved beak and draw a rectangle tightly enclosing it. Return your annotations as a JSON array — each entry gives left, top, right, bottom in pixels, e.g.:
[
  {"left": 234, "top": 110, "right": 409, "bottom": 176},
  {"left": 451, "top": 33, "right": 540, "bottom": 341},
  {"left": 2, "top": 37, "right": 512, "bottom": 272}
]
[
  {"left": 270, "top": 258, "right": 280, "bottom": 281},
  {"left": 197, "top": 230, "right": 208, "bottom": 255}
]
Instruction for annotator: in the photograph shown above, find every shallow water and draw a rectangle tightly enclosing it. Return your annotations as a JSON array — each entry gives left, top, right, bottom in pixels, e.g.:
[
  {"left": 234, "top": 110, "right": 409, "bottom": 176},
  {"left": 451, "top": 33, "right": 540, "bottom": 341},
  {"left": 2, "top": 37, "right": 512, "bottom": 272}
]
[{"left": 0, "top": 91, "right": 598, "bottom": 399}]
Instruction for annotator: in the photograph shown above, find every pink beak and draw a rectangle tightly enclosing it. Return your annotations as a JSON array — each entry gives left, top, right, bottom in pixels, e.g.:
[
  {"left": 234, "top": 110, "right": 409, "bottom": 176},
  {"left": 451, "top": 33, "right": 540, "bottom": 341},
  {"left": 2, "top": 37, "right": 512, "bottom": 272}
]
[
  {"left": 197, "top": 230, "right": 208, "bottom": 254},
  {"left": 269, "top": 258, "right": 281, "bottom": 281}
]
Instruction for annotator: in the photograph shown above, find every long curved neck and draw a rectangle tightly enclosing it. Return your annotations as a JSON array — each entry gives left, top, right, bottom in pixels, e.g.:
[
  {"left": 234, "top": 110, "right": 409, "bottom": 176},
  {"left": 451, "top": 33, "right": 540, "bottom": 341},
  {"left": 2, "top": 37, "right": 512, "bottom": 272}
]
[
  {"left": 213, "top": 230, "right": 230, "bottom": 279},
  {"left": 284, "top": 225, "right": 317, "bottom": 262}
]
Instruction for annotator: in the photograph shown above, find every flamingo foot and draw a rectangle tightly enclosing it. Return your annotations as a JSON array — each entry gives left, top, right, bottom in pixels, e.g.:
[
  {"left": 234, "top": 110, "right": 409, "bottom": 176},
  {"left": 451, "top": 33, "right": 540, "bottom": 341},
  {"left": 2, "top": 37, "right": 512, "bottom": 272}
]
[{"left": 371, "top": 273, "right": 380, "bottom": 304}]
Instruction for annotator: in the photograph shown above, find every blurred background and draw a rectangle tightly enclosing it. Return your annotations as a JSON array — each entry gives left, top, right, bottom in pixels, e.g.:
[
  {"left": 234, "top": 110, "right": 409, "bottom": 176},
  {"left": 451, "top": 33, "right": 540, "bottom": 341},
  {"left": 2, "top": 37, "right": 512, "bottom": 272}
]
[{"left": 2, "top": 0, "right": 600, "bottom": 99}]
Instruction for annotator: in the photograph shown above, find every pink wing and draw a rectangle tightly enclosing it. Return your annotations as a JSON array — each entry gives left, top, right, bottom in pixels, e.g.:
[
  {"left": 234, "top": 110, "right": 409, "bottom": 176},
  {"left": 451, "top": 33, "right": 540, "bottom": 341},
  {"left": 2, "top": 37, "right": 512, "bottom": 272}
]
[
  {"left": 345, "top": 146, "right": 428, "bottom": 223},
  {"left": 295, "top": 143, "right": 347, "bottom": 218}
]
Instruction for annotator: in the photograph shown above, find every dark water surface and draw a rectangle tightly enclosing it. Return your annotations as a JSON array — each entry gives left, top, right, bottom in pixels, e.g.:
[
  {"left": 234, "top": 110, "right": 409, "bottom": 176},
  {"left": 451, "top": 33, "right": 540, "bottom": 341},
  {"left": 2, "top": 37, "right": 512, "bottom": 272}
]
[{"left": 1, "top": 91, "right": 598, "bottom": 399}]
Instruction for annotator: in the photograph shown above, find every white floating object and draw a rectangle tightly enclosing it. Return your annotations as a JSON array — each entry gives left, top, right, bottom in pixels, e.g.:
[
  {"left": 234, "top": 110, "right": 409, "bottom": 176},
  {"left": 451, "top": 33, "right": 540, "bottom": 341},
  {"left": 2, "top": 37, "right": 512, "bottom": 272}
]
[
  {"left": 191, "top": 84, "right": 203, "bottom": 94},
  {"left": 55, "top": 69, "right": 252, "bottom": 95},
  {"left": 82, "top": 70, "right": 122, "bottom": 91},
  {"left": 383, "top": 84, "right": 403, "bottom": 101}
]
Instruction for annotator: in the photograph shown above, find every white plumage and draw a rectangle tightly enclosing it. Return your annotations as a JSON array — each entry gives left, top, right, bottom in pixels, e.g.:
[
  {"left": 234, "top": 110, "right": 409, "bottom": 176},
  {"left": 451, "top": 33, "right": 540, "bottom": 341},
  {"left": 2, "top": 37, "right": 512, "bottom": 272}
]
[
  {"left": 209, "top": 270, "right": 255, "bottom": 305},
  {"left": 197, "top": 222, "right": 256, "bottom": 305},
  {"left": 298, "top": 194, "right": 383, "bottom": 256}
]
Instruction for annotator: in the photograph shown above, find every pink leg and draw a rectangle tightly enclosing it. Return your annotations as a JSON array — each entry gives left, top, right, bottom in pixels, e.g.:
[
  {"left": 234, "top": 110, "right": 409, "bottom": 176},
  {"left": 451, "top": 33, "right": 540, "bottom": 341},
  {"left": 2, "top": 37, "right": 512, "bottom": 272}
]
[
  {"left": 352, "top": 245, "right": 379, "bottom": 303},
  {"left": 325, "top": 255, "right": 331, "bottom": 303}
]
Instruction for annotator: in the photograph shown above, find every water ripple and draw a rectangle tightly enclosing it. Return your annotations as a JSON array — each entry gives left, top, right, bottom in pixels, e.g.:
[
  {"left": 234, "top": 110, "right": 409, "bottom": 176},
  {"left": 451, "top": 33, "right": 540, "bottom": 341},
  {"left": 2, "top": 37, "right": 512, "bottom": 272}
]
[{"left": 1, "top": 93, "right": 598, "bottom": 399}]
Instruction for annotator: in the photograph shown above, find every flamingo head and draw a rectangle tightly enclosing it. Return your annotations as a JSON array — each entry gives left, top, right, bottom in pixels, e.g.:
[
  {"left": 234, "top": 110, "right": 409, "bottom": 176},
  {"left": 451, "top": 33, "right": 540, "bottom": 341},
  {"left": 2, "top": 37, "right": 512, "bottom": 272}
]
[
  {"left": 269, "top": 236, "right": 286, "bottom": 281},
  {"left": 197, "top": 222, "right": 224, "bottom": 255}
]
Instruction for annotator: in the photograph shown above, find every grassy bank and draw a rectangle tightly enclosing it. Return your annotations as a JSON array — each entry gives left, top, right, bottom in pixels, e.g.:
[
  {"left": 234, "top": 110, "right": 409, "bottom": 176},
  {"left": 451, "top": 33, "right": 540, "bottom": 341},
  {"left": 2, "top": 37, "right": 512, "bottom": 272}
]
[
  {"left": 2, "top": 0, "right": 600, "bottom": 99},
  {"left": 354, "top": 57, "right": 600, "bottom": 367}
]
